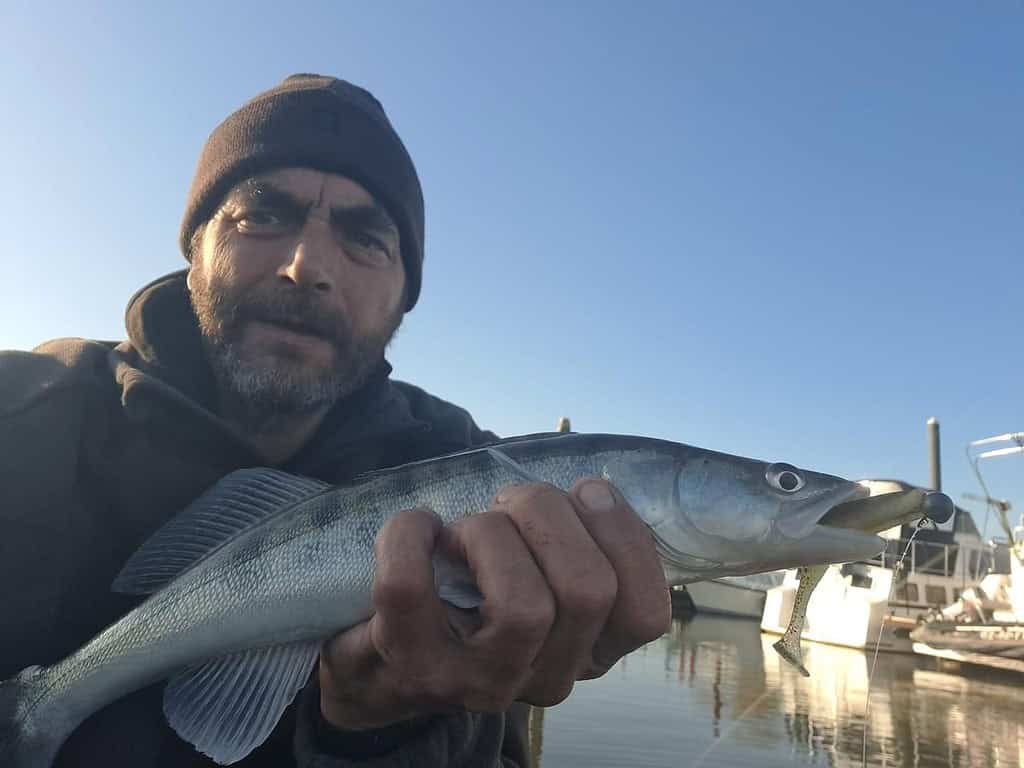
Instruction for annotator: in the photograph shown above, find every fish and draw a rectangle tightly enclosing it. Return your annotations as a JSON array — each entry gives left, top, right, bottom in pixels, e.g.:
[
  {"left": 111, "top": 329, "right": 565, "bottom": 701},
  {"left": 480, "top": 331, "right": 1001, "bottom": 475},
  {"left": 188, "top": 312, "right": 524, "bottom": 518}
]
[{"left": 0, "top": 433, "right": 953, "bottom": 767}]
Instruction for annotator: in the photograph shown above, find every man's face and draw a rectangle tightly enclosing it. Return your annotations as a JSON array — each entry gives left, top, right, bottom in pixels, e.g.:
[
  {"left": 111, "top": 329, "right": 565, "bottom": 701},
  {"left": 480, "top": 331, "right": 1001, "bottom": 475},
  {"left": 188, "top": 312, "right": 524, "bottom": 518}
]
[{"left": 187, "top": 168, "right": 406, "bottom": 419}]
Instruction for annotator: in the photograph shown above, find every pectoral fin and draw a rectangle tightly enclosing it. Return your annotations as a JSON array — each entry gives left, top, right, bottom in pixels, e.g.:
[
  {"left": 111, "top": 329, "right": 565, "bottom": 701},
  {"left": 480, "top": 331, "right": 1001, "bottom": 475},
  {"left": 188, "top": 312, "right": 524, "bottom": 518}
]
[{"left": 433, "top": 553, "right": 484, "bottom": 609}]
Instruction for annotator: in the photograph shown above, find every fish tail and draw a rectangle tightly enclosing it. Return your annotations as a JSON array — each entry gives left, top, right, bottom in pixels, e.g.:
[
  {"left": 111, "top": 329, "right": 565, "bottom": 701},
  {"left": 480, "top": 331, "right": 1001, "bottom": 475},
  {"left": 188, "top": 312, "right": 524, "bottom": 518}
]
[{"left": 0, "top": 665, "right": 66, "bottom": 768}]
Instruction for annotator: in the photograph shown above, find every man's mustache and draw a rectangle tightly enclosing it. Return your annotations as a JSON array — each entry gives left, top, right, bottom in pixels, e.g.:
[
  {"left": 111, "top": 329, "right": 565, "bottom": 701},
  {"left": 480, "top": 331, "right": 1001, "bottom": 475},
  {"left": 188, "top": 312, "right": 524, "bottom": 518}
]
[{"left": 221, "top": 291, "right": 348, "bottom": 346}]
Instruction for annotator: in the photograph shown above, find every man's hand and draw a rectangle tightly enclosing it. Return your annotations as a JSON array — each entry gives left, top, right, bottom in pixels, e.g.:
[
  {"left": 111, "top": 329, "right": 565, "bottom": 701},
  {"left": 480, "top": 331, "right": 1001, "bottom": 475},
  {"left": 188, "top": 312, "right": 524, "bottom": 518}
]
[{"left": 319, "top": 478, "right": 670, "bottom": 731}]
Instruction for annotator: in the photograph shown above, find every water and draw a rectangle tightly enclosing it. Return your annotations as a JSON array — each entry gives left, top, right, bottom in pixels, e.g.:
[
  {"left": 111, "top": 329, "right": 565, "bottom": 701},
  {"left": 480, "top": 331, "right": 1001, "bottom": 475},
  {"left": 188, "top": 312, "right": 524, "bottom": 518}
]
[{"left": 531, "top": 613, "right": 1024, "bottom": 767}]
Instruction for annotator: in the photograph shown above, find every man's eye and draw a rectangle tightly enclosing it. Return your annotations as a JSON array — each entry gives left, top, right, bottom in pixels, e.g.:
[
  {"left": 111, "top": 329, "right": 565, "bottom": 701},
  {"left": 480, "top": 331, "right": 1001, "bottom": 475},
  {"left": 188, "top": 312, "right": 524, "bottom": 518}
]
[
  {"left": 349, "top": 231, "right": 392, "bottom": 258},
  {"left": 237, "top": 210, "right": 287, "bottom": 231}
]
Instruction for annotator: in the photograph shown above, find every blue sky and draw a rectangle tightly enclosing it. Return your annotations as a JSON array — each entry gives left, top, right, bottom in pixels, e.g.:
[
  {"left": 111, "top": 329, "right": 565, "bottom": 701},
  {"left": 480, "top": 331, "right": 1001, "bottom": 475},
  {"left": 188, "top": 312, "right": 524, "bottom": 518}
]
[{"left": 2, "top": 3, "right": 1022, "bottom": 539}]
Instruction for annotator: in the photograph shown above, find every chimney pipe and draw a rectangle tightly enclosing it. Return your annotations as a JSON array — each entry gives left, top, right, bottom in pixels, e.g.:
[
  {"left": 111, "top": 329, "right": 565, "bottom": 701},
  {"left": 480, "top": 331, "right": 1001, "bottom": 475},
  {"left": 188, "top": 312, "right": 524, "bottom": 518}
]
[{"left": 927, "top": 417, "right": 942, "bottom": 491}]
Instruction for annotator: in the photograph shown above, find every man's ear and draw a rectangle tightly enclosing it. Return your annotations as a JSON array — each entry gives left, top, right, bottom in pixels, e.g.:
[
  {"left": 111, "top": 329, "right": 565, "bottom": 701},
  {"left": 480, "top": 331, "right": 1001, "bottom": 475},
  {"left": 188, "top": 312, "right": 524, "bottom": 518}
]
[{"left": 185, "top": 223, "right": 205, "bottom": 293}]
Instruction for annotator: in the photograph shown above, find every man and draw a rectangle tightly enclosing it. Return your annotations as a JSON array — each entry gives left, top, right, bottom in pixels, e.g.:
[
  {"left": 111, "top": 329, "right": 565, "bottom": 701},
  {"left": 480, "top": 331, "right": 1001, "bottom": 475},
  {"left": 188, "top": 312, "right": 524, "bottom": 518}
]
[{"left": 0, "top": 74, "right": 669, "bottom": 766}]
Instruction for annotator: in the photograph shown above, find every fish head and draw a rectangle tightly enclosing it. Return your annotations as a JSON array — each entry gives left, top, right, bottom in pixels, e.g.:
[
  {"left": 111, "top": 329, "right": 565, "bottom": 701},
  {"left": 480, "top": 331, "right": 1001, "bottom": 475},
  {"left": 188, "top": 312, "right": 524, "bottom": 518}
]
[
  {"left": 592, "top": 438, "right": 954, "bottom": 584},
  {"left": 636, "top": 449, "right": 949, "bottom": 582},
  {"left": 675, "top": 455, "right": 867, "bottom": 541}
]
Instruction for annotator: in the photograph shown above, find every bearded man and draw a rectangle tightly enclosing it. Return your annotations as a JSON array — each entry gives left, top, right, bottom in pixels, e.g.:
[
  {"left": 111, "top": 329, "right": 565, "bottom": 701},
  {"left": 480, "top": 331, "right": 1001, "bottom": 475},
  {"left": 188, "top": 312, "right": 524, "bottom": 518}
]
[{"left": 0, "top": 74, "right": 669, "bottom": 766}]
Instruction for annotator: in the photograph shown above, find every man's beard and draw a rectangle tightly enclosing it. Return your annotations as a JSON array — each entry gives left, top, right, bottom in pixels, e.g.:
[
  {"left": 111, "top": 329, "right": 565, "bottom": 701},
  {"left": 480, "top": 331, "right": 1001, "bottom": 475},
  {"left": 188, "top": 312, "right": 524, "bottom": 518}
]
[{"left": 189, "top": 271, "right": 402, "bottom": 434}]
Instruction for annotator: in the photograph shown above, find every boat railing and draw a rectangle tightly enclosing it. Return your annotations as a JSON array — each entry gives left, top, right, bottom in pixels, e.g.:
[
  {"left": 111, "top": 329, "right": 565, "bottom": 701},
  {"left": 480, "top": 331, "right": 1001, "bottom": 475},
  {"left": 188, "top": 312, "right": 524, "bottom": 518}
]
[{"left": 862, "top": 539, "right": 992, "bottom": 581}]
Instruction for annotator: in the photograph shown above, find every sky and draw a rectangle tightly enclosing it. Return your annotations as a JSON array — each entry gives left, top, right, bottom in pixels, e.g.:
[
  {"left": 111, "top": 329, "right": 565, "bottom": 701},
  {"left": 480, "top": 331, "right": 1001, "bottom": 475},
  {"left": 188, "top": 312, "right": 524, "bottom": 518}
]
[{"left": 2, "top": 2, "right": 1022, "bottom": 540}]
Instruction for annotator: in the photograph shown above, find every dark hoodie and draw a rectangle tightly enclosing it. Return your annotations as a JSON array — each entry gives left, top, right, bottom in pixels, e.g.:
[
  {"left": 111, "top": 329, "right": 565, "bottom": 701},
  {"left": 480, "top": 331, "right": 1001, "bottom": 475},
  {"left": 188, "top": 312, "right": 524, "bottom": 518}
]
[{"left": 0, "top": 272, "right": 529, "bottom": 767}]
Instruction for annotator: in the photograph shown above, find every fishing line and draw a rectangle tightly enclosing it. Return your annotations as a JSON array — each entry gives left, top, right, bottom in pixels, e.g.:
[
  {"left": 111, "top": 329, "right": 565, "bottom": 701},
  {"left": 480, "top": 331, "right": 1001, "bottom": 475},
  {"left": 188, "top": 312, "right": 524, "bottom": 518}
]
[
  {"left": 689, "top": 687, "right": 773, "bottom": 768},
  {"left": 860, "top": 523, "right": 925, "bottom": 768}
]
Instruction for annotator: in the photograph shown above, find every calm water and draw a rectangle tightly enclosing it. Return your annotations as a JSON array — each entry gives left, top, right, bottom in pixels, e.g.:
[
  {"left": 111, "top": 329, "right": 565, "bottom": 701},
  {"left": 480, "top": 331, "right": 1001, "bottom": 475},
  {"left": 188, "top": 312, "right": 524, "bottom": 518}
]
[{"left": 531, "top": 613, "right": 1024, "bottom": 768}]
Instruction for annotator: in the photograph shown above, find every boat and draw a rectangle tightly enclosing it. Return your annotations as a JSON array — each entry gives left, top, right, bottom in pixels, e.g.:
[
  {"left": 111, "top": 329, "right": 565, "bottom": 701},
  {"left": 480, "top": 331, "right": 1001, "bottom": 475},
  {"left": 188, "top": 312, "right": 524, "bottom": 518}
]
[
  {"left": 761, "top": 480, "right": 995, "bottom": 654},
  {"left": 911, "top": 517, "right": 1024, "bottom": 673},
  {"left": 911, "top": 622, "right": 1024, "bottom": 658},
  {"left": 684, "top": 572, "right": 784, "bottom": 620}
]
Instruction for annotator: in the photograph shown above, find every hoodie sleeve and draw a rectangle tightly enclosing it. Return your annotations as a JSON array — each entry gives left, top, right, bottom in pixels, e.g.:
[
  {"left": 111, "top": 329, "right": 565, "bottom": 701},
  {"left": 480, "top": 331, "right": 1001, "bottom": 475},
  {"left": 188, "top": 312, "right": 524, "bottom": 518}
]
[
  {"left": 0, "top": 347, "right": 104, "bottom": 678},
  {"left": 291, "top": 678, "right": 531, "bottom": 768}
]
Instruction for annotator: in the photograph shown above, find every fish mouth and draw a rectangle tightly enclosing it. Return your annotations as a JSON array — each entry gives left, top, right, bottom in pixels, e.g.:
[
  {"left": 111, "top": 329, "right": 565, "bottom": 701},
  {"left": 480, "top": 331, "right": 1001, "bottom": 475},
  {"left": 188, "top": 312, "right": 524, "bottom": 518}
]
[
  {"left": 753, "top": 483, "right": 955, "bottom": 575},
  {"left": 774, "top": 482, "right": 870, "bottom": 540},
  {"left": 818, "top": 482, "right": 954, "bottom": 534}
]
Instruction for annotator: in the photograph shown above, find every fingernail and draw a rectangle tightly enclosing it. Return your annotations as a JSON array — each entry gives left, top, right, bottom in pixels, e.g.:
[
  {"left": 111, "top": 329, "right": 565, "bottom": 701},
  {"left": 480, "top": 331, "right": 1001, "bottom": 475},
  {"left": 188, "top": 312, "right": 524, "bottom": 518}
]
[
  {"left": 579, "top": 481, "right": 615, "bottom": 513},
  {"left": 494, "top": 483, "right": 529, "bottom": 506}
]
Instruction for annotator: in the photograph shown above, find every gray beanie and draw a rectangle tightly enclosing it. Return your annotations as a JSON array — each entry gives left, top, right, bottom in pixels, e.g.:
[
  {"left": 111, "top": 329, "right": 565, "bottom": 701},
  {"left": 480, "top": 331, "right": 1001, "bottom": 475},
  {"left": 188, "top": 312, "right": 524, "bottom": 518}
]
[{"left": 179, "top": 74, "right": 424, "bottom": 311}]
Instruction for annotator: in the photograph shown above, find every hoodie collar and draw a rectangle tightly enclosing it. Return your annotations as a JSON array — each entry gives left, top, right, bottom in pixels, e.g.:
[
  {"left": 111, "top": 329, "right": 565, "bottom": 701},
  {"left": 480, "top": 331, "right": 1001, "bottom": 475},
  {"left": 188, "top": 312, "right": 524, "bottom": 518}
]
[
  {"left": 116, "top": 270, "right": 422, "bottom": 473},
  {"left": 123, "top": 270, "right": 220, "bottom": 411}
]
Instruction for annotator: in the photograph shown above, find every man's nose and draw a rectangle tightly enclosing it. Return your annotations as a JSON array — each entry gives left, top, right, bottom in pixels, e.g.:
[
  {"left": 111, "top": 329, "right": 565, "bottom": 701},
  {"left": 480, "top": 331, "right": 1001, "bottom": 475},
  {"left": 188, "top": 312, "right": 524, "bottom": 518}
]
[{"left": 277, "top": 212, "right": 335, "bottom": 292}]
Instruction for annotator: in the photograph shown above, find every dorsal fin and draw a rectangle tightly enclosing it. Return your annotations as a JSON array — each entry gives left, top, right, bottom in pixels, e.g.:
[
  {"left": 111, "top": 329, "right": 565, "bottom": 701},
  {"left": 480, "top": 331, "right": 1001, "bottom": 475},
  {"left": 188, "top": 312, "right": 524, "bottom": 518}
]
[{"left": 112, "top": 468, "right": 330, "bottom": 595}]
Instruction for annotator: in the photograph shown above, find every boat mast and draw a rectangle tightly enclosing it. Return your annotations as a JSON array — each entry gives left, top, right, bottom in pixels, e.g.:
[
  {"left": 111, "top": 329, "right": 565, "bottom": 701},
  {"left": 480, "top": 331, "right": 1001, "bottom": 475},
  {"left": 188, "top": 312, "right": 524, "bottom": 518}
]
[{"left": 966, "top": 431, "right": 1024, "bottom": 548}]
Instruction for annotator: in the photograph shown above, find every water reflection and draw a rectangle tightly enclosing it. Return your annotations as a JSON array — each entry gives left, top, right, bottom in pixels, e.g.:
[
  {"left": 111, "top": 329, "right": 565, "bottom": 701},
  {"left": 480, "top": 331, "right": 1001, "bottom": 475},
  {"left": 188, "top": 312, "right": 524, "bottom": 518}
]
[{"left": 532, "top": 614, "right": 1024, "bottom": 767}]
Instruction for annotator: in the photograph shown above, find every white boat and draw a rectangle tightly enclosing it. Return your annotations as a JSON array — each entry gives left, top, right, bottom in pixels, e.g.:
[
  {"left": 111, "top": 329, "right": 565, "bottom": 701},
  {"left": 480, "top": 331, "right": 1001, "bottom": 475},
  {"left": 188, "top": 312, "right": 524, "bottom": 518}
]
[
  {"left": 685, "top": 572, "right": 784, "bottom": 620},
  {"left": 911, "top": 518, "right": 1024, "bottom": 672},
  {"left": 997, "top": 519, "right": 1024, "bottom": 622},
  {"left": 761, "top": 484, "right": 994, "bottom": 654},
  {"left": 908, "top": 434, "right": 1024, "bottom": 672}
]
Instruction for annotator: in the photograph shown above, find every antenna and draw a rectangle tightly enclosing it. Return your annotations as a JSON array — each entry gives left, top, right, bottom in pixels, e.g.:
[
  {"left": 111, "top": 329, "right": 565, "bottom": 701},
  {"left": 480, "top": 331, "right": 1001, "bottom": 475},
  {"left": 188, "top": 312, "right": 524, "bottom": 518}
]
[
  {"left": 970, "top": 431, "right": 1024, "bottom": 460},
  {"left": 969, "top": 432, "right": 1024, "bottom": 447}
]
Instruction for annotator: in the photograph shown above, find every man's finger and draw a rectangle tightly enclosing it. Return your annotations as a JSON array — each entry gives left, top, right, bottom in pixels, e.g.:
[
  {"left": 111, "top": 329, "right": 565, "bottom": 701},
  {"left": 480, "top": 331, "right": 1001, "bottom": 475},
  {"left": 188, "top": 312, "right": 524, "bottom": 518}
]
[
  {"left": 320, "top": 508, "right": 452, "bottom": 729},
  {"left": 569, "top": 478, "right": 670, "bottom": 676},
  {"left": 441, "top": 509, "right": 555, "bottom": 705},
  {"left": 370, "top": 508, "right": 452, "bottom": 661},
  {"left": 493, "top": 482, "right": 617, "bottom": 705}
]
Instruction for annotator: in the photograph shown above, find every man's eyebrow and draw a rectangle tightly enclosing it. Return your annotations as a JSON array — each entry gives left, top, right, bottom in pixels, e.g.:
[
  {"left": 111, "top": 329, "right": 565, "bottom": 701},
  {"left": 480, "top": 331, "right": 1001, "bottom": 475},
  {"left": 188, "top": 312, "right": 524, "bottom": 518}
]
[
  {"left": 331, "top": 203, "right": 398, "bottom": 237},
  {"left": 223, "top": 180, "right": 310, "bottom": 211},
  {"left": 223, "top": 178, "right": 398, "bottom": 236}
]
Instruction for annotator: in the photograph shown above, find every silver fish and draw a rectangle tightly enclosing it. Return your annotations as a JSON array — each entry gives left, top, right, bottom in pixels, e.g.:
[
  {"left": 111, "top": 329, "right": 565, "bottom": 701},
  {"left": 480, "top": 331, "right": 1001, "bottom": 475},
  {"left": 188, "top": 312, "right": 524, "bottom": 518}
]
[{"left": 0, "top": 433, "right": 952, "bottom": 766}]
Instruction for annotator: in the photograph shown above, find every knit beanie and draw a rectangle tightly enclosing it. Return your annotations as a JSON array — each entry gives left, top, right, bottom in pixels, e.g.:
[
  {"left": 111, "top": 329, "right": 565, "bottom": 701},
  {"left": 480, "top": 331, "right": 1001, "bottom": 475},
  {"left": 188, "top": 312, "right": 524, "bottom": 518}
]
[{"left": 179, "top": 74, "right": 424, "bottom": 311}]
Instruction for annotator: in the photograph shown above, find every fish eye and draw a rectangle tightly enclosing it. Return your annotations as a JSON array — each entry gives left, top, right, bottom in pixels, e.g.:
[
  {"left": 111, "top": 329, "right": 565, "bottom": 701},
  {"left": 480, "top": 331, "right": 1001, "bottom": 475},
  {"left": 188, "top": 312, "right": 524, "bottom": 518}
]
[{"left": 765, "top": 463, "right": 805, "bottom": 493}]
